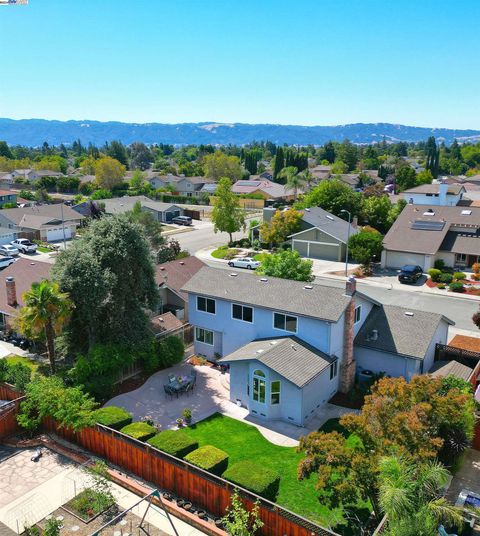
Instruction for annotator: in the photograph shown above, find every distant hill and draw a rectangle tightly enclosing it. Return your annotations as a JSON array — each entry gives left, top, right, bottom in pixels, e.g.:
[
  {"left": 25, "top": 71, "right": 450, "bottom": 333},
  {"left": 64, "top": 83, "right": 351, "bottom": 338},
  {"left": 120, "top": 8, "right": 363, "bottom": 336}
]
[{"left": 1, "top": 118, "right": 480, "bottom": 146}]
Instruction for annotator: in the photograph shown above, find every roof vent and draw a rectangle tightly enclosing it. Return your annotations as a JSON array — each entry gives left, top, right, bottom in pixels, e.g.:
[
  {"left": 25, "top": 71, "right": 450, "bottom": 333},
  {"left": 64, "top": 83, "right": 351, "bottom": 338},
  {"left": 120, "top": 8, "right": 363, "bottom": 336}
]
[
  {"left": 461, "top": 210, "right": 472, "bottom": 215},
  {"left": 291, "top": 344, "right": 297, "bottom": 350},
  {"left": 230, "top": 273, "right": 238, "bottom": 277},
  {"left": 30, "top": 262, "right": 35, "bottom": 266},
  {"left": 404, "top": 311, "right": 414, "bottom": 317},
  {"left": 179, "top": 261, "right": 185, "bottom": 265},
  {"left": 256, "top": 349, "right": 264, "bottom": 354},
  {"left": 305, "top": 208, "right": 310, "bottom": 212},
  {"left": 160, "top": 267, "right": 165, "bottom": 271},
  {"left": 259, "top": 278, "right": 268, "bottom": 282},
  {"left": 369, "top": 329, "right": 378, "bottom": 341},
  {"left": 326, "top": 215, "right": 334, "bottom": 221},
  {"left": 303, "top": 285, "right": 313, "bottom": 290},
  {"left": 423, "top": 210, "right": 435, "bottom": 216}
]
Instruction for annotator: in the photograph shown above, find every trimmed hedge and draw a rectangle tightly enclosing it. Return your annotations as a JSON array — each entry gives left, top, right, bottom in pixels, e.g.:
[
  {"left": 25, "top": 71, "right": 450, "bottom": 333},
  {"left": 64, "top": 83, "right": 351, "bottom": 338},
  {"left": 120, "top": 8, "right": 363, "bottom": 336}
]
[
  {"left": 427, "top": 268, "right": 441, "bottom": 282},
  {"left": 147, "top": 430, "right": 198, "bottom": 458},
  {"left": 94, "top": 406, "right": 132, "bottom": 430},
  {"left": 439, "top": 273, "right": 453, "bottom": 284},
  {"left": 120, "top": 422, "right": 156, "bottom": 442},
  {"left": 184, "top": 445, "right": 229, "bottom": 476},
  {"left": 223, "top": 461, "right": 280, "bottom": 501},
  {"left": 449, "top": 282, "right": 465, "bottom": 293},
  {"left": 453, "top": 272, "right": 466, "bottom": 281}
]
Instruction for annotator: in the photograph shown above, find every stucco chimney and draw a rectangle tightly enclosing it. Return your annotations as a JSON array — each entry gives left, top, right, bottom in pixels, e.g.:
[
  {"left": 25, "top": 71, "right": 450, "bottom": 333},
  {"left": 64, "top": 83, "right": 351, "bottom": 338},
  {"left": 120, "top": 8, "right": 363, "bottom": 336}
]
[
  {"left": 339, "top": 276, "right": 357, "bottom": 393},
  {"left": 6, "top": 277, "right": 17, "bottom": 307},
  {"left": 438, "top": 179, "right": 448, "bottom": 205}
]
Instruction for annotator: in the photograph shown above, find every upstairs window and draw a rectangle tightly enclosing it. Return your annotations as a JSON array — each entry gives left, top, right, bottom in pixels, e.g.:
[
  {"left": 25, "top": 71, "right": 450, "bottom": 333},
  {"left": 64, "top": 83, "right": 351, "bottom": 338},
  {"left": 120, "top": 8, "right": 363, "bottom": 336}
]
[
  {"left": 330, "top": 360, "right": 338, "bottom": 380},
  {"left": 232, "top": 303, "right": 253, "bottom": 323},
  {"left": 197, "top": 296, "right": 216, "bottom": 314},
  {"left": 354, "top": 305, "right": 361, "bottom": 324},
  {"left": 273, "top": 312, "right": 297, "bottom": 333}
]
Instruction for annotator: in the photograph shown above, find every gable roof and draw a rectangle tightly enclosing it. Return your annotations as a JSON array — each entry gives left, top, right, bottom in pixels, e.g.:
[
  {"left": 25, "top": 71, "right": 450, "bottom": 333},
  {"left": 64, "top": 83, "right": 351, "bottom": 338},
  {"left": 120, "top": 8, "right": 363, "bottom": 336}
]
[
  {"left": 383, "top": 204, "right": 480, "bottom": 255},
  {"left": 429, "top": 360, "right": 473, "bottom": 381},
  {"left": 0, "top": 258, "right": 52, "bottom": 316},
  {"left": 182, "top": 266, "right": 352, "bottom": 322},
  {"left": 292, "top": 206, "right": 359, "bottom": 243},
  {"left": 0, "top": 204, "right": 84, "bottom": 226},
  {"left": 219, "top": 336, "right": 334, "bottom": 387},
  {"left": 155, "top": 256, "right": 205, "bottom": 301},
  {"left": 102, "top": 195, "right": 181, "bottom": 214},
  {"left": 355, "top": 304, "right": 454, "bottom": 360},
  {"left": 232, "top": 178, "right": 297, "bottom": 199},
  {"left": 403, "top": 183, "right": 465, "bottom": 195}
]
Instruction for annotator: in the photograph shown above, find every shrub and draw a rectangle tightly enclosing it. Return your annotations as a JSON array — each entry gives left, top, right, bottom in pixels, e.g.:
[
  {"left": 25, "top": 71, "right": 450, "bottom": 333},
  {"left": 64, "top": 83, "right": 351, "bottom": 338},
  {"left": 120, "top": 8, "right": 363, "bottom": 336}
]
[
  {"left": 472, "top": 262, "right": 480, "bottom": 274},
  {"left": 449, "top": 282, "right": 465, "bottom": 293},
  {"left": 120, "top": 422, "right": 156, "bottom": 441},
  {"left": 4, "top": 362, "right": 31, "bottom": 391},
  {"left": 223, "top": 461, "right": 280, "bottom": 501},
  {"left": 157, "top": 336, "right": 184, "bottom": 368},
  {"left": 427, "top": 268, "right": 442, "bottom": 282},
  {"left": 434, "top": 259, "right": 445, "bottom": 270},
  {"left": 453, "top": 272, "right": 466, "bottom": 281},
  {"left": 94, "top": 406, "right": 132, "bottom": 429},
  {"left": 147, "top": 430, "right": 198, "bottom": 458},
  {"left": 184, "top": 445, "right": 229, "bottom": 476},
  {"left": 437, "top": 284, "right": 446, "bottom": 289},
  {"left": 472, "top": 273, "right": 480, "bottom": 282},
  {"left": 439, "top": 273, "right": 453, "bottom": 284}
]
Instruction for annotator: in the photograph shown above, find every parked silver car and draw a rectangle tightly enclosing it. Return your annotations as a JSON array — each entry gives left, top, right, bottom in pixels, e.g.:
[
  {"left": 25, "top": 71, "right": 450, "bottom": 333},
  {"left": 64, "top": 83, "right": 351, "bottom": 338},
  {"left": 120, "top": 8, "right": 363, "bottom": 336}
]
[
  {"left": 0, "top": 245, "right": 19, "bottom": 257},
  {"left": 227, "top": 257, "right": 261, "bottom": 270},
  {"left": 0, "top": 256, "right": 16, "bottom": 269}
]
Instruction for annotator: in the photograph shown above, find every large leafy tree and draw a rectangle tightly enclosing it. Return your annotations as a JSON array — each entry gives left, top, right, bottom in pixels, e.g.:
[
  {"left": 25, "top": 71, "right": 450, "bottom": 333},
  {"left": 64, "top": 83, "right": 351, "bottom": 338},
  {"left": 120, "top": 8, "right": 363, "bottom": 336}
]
[
  {"left": 211, "top": 177, "right": 246, "bottom": 243},
  {"left": 348, "top": 228, "right": 383, "bottom": 268},
  {"left": 129, "top": 142, "right": 152, "bottom": 170},
  {"left": 203, "top": 152, "right": 242, "bottom": 181},
  {"left": 395, "top": 165, "right": 417, "bottom": 192},
  {"left": 53, "top": 215, "right": 158, "bottom": 353},
  {"left": 94, "top": 156, "right": 126, "bottom": 190},
  {"left": 106, "top": 140, "right": 128, "bottom": 167},
  {"left": 300, "top": 179, "right": 363, "bottom": 219},
  {"left": 259, "top": 208, "right": 302, "bottom": 245},
  {"left": 128, "top": 201, "right": 164, "bottom": 248},
  {"left": 378, "top": 456, "right": 464, "bottom": 536},
  {"left": 15, "top": 280, "right": 72, "bottom": 373},
  {"left": 257, "top": 250, "right": 313, "bottom": 282}
]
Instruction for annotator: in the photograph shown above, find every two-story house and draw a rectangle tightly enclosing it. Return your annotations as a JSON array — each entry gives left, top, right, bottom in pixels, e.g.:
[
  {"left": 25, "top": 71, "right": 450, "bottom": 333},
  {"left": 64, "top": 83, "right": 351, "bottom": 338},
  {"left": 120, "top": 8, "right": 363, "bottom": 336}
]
[
  {"left": 0, "top": 190, "right": 17, "bottom": 208},
  {"left": 183, "top": 267, "right": 453, "bottom": 426},
  {"left": 401, "top": 181, "right": 465, "bottom": 207}
]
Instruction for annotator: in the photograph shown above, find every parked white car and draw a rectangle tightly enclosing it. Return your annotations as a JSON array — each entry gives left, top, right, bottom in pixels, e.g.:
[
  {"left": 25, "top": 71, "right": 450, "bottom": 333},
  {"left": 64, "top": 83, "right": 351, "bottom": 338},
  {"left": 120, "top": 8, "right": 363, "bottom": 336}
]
[
  {"left": 0, "top": 245, "right": 19, "bottom": 257},
  {"left": 227, "top": 257, "right": 261, "bottom": 270},
  {"left": 11, "top": 238, "right": 38, "bottom": 254},
  {"left": 0, "top": 256, "right": 16, "bottom": 269}
]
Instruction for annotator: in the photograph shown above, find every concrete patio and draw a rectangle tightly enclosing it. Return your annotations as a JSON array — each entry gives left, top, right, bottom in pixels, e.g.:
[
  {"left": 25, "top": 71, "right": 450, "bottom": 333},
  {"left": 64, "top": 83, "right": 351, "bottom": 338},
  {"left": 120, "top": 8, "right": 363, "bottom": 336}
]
[{"left": 105, "top": 363, "right": 358, "bottom": 447}]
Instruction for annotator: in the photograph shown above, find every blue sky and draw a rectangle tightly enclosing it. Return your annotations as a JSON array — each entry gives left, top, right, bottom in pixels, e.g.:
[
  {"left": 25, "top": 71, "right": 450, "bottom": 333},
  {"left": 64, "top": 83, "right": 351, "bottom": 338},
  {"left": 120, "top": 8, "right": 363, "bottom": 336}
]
[{"left": 1, "top": 0, "right": 479, "bottom": 128}]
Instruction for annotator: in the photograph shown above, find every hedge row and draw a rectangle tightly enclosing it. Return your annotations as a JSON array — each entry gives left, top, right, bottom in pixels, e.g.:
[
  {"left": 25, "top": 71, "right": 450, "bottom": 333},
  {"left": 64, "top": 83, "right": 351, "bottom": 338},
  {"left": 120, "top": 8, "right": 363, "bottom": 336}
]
[
  {"left": 94, "top": 406, "right": 132, "bottom": 430},
  {"left": 147, "top": 430, "right": 198, "bottom": 458},
  {"left": 223, "top": 460, "right": 280, "bottom": 501},
  {"left": 120, "top": 422, "right": 156, "bottom": 441},
  {"left": 184, "top": 445, "right": 229, "bottom": 476}
]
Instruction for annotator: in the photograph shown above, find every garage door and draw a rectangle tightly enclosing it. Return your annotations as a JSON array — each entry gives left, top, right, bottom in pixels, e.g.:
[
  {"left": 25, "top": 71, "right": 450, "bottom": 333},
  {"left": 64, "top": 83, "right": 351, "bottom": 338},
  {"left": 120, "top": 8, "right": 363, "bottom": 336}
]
[
  {"left": 386, "top": 251, "right": 426, "bottom": 270},
  {"left": 292, "top": 241, "right": 309, "bottom": 257},
  {"left": 46, "top": 227, "right": 72, "bottom": 242},
  {"left": 309, "top": 242, "right": 339, "bottom": 261},
  {"left": 165, "top": 210, "right": 181, "bottom": 223}
]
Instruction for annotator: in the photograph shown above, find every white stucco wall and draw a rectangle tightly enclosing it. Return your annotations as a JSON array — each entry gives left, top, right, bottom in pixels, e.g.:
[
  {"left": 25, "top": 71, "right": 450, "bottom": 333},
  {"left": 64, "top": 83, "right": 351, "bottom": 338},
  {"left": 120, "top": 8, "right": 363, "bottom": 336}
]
[{"left": 355, "top": 346, "right": 421, "bottom": 380}]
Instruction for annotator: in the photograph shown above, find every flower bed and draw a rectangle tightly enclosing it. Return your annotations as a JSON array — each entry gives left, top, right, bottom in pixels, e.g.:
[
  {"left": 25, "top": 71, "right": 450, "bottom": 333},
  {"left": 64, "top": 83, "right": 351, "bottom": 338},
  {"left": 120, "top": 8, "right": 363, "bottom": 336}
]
[{"left": 62, "top": 488, "right": 116, "bottom": 522}]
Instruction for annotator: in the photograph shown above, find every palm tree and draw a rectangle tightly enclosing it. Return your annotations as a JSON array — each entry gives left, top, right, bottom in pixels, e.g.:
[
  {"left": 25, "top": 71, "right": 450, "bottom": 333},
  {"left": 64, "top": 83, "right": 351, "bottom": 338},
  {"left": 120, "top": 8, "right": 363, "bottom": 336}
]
[
  {"left": 16, "top": 280, "right": 72, "bottom": 373},
  {"left": 299, "top": 168, "right": 314, "bottom": 191},
  {"left": 278, "top": 166, "right": 305, "bottom": 200},
  {"left": 378, "top": 456, "right": 465, "bottom": 536}
]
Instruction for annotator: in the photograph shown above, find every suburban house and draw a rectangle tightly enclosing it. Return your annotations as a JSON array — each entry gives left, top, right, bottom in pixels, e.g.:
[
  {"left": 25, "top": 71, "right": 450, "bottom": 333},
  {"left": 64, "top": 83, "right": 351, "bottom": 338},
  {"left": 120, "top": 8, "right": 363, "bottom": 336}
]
[
  {"left": 155, "top": 256, "right": 205, "bottom": 321},
  {"left": 0, "top": 172, "right": 14, "bottom": 185},
  {"left": 0, "top": 190, "right": 17, "bottom": 208},
  {"left": 10, "top": 169, "right": 64, "bottom": 182},
  {"left": 148, "top": 174, "right": 213, "bottom": 198},
  {"left": 401, "top": 181, "right": 465, "bottom": 206},
  {"left": 382, "top": 204, "right": 480, "bottom": 270},
  {"left": 102, "top": 195, "right": 184, "bottom": 223},
  {"left": 0, "top": 258, "right": 52, "bottom": 329},
  {"left": 183, "top": 267, "right": 452, "bottom": 426},
  {"left": 231, "top": 178, "right": 298, "bottom": 201},
  {"left": 0, "top": 204, "right": 84, "bottom": 242}
]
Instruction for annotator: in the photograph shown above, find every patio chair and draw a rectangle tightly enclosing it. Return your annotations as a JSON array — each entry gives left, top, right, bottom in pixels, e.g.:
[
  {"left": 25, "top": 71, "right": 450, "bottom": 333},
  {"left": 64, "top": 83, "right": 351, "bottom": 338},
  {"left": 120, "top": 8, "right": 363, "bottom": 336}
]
[
  {"left": 164, "top": 385, "right": 174, "bottom": 399},
  {"left": 168, "top": 373, "right": 176, "bottom": 384},
  {"left": 184, "top": 382, "right": 193, "bottom": 396}
]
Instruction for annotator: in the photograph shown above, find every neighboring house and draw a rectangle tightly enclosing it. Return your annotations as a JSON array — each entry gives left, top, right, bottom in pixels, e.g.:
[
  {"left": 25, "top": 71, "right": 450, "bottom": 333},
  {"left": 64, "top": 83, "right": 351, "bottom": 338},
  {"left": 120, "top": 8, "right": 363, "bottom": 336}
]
[
  {"left": 0, "top": 227, "right": 17, "bottom": 246},
  {"left": 288, "top": 207, "right": 358, "bottom": 261},
  {"left": 0, "top": 172, "right": 14, "bottom": 185},
  {"left": 0, "top": 258, "right": 52, "bottom": 329},
  {"left": 183, "top": 267, "right": 452, "bottom": 426},
  {"left": 148, "top": 174, "right": 213, "bottom": 198},
  {"left": 102, "top": 195, "right": 184, "bottom": 223},
  {"left": 10, "top": 169, "right": 64, "bottom": 182},
  {"left": 232, "top": 178, "right": 298, "bottom": 201},
  {"left": 401, "top": 181, "right": 465, "bottom": 206},
  {"left": 199, "top": 183, "right": 217, "bottom": 196},
  {"left": 150, "top": 311, "right": 184, "bottom": 337},
  {"left": 382, "top": 204, "right": 480, "bottom": 270},
  {"left": 155, "top": 256, "right": 205, "bottom": 321},
  {"left": 0, "top": 190, "right": 17, "bottom": 208},
  {"left": 0, "top": 204, "right": 84, "bottom": 242}
]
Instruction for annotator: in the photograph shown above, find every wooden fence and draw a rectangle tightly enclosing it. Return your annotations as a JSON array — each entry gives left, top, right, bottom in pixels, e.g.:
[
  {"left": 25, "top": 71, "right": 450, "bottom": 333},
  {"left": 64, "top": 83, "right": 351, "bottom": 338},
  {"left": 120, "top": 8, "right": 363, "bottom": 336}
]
[
  {"left": 42, "top": 418, "right": 340, "bottom": 536},
  {"left": 0, "top": 383, "right": 25, "bottom": 439}
]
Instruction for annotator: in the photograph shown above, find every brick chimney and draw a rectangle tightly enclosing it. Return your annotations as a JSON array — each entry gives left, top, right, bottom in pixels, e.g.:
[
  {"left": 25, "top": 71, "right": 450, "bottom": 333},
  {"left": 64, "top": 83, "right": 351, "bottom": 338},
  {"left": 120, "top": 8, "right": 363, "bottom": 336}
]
[
  {"left": 340, "top": 276, "right": 356, "bottom": 393},
  {"left": 6, "top": 277, "right": 17, "bottom": 307}
]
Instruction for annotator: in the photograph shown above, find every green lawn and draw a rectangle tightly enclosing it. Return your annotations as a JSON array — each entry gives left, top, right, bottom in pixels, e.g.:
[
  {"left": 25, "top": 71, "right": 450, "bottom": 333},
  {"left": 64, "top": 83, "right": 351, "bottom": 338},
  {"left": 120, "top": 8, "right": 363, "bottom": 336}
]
[
  {"left": 211, "top": 246, "right": 238, "bottom": 259},
  {"left": 182, "top": 413, "right": 363, "bottom": 531},
  {"left": 4, "top": 355, "right": 39, "bottom": 372},
  {"left": 36, "top": 246, "right": 51, "bottom": 253},
  {"left": 253, "top": 252, "right": 270, "bottom": 262}
]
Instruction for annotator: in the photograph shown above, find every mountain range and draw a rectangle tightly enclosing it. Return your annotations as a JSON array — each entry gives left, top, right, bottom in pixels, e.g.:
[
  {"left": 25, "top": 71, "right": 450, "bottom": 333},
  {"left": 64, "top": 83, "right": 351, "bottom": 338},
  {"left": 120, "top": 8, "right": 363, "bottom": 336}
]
[{"left": 1, "top": 118, "right": 480, "bottom": 147}]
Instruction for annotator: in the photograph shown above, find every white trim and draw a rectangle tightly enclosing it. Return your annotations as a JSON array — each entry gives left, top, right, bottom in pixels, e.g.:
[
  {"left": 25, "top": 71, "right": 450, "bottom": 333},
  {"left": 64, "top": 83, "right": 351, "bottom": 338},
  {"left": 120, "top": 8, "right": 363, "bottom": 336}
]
[
  {"left": 272, "top": 311, "right": 298, "bottom": 334},
  {"left": 292, "top": 239, "right": 340, "bottom": 247},
  {"left": 231, "top": 302, "right": 254, "bottom": 323},
  {"left": 288, "top": 226, "right": 348, "bottom": 244},
  {"left": 195, "top": 327, "right": 214, "bottom": 346},
  {"left": 196, "top": 295, "right": 216, "bottom": 315},
  {"left": 270, "top": 380, "right": 281, "bottom": 405}
]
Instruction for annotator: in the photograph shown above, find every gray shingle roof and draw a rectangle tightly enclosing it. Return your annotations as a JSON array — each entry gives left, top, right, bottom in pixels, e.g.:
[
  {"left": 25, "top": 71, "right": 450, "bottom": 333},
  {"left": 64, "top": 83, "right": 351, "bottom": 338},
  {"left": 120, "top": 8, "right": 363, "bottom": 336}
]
[
  {"left": 0, "top": 204, "right": 84, "bottom": 226},
  {"left": 295, "top": 207, "right": 359, "bottom": 243},
  {"left": 102, "top": 195, "right": 181, "bottom": 214},
  {"left": 429, "top": 360, "right": 473, "bottom": 381},
  {"left": 182, "top": 266, "right": 351, "bottom": 322},
  {"left": 219, "top": 336, "right": 334, "bottom": 387},
  {"left": 355, "top": 304, "right": 454, "bottom": 360}
]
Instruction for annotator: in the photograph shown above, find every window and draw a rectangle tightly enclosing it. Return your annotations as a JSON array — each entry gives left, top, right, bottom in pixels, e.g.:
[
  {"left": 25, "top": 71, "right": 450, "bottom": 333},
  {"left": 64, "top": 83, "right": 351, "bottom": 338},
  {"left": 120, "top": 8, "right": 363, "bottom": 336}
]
[
  {"left": 455, "top": 253, "right": 467, "bottom": 263},
  {"left": 330, "top": 360, "right": 338, "bottom": 380},
  {"left": 354, "top": 305, "right": 361, "bottom": 324},
  {"left": 197, "top": 296, "right": 216, "bottom": 314},
  {"left": 253, "top": 370, "right": 266, "bottom": 403},
  {"left": 273, "top": 312, "right": 297, "bottom": 333},
  {"left": 232, "top": 303, "right": 253, "bottom": 323},
  {"left": 271, "top": 381, "right": 281, "bottom": 405},
  {"left": 195, "top": 327, "right": 214, "bottom": 345}
]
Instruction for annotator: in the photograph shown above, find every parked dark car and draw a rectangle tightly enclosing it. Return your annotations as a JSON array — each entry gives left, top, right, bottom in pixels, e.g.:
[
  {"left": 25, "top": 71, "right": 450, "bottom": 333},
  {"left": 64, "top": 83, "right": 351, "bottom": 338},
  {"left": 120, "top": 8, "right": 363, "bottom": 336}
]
[
  {"left": 172, "top": 216, "right": 192, "bottom": 226},
  {"left": 398, "top": 265, "right": 423, "bottom": 284}
]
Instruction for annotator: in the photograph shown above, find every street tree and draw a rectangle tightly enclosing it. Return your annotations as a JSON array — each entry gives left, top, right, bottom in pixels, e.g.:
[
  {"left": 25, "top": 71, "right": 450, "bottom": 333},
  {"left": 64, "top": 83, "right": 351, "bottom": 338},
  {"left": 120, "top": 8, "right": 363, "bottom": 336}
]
[
  {"left": 94, "top": 156, "right": 126, "bottom": 190},
  {"left": 211, "top": 177, "right": 246, "bottom": 243},
  {"left": 257, "top": 250, "right": 313, "bottom": 282}
]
